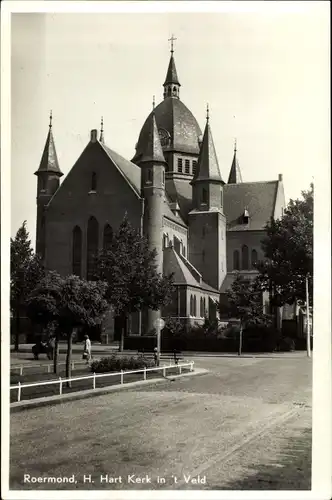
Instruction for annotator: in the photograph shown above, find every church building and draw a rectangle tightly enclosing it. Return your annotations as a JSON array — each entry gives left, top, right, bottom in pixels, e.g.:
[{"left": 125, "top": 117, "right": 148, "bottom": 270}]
[{"left": 34, "top": 43, "right": 285, "bottom": 339}]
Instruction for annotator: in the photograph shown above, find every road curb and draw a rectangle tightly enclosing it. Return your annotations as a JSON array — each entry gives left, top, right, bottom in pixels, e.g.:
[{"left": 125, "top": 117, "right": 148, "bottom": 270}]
[{"left": 10, "top": 368, "right": 208, "bottom": 413}]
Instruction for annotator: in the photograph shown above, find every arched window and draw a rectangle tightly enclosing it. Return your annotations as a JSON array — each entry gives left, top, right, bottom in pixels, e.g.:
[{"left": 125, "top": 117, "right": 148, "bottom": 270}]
[
  {"left": 167, "top": 87, "right": 171, "bottom": 97},
  {"left": 87, "top": 216, "right": 99, "bottom": 280},
  {"left": 103, "top": 223, "right": 113, "bottom": 250},
  {"left": 72, "top": 225, "right": 82, "bottom": 277},
  {"left": 193, "top": 296, "right": 197, "bottom": 317},
  {"left": 201, "top": 188, "right": 208, "bottom": 204},
  {"left": 204, "top": 297, "right": 206, "bottom": 316},
  {"left": 200, "top": 297, "right": 204, "bottom": 317},
  {"left": 91, "top": 172, "right": 97, "bottom": 191},
  {"left": 241, "top": 245, "right": 249, "bottom": 270},
  {"left": 173, "top": 86, "right": 177, "bottom": 93},
  {"left": 233, "top": 250, "right": 240, "bottom": 270},
  {"left": 251, "top": 249, "right": 258, "bottom": 269},
  {"left": 183, "top": 246, "right": 186, "bottom": 257},
  {"left": 220, "top": 189, "right": 223, "bottom": 207},
  {"left": 190, "top": 295, "right": 193, "bottom": 316}
]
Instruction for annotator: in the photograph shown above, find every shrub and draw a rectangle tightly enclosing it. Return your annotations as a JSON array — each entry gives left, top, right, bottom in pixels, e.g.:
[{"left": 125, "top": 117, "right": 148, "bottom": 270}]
[{"left": 90, "top": 354, "right": 154, "bottom": 373}]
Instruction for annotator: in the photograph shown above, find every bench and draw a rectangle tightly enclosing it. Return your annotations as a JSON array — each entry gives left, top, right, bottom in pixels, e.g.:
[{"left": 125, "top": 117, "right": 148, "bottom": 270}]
[{"left": 137, "top": 349, "right": 183, "bottom": 364}]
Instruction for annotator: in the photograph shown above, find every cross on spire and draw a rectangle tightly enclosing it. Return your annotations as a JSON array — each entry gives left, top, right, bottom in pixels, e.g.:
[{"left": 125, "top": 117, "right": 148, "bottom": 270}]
[
  {"left": 234, "top": 137, "right": 237, "bottom": 153},
  {"left": 49, "top": 110, "right": 53, "bottom": 129},
  {"left": 152, "top": 95, "right": 155, "bottom": 111},
  {"left": 168, "top": 34, "right": 177, "bottom": 54},
  {"left": 100, "top": 116, "right": 104, "bottom": 143},
  {"left": 206, "top": 103, "right": 210, "bottom": 122}
]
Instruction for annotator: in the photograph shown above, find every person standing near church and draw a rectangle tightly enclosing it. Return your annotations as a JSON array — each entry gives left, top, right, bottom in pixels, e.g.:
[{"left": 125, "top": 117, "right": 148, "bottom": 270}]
[{"left": 83, "top": 334, "right": 91, "bottom": 363}]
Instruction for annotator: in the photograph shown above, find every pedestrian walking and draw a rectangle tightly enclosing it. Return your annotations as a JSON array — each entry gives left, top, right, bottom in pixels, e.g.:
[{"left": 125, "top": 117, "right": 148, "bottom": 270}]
[{"left": 83, "top": 334, "right": 91, "bottom": 363}]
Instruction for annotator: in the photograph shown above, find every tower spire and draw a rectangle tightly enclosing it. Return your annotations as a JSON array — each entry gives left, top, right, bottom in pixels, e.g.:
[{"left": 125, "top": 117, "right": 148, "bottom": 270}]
[
  {"left": 152, "top": 95, "right": 155, "bottom": 112},
  {"left": 227, "top": 139, "right": 243, "bottom": 184},
  {"left": 163, "top": 36, "right": 181, "bottom": 100},
  {"left": 35, "top": 112, "right": 63, "bottom": 176},
  {"left": 206, "top": 103, "right": 210, "bottom": 123},
  {"left": 49, "top": 110, "right": 53, "bottom": 129},
  {"left": 99, "top": 116, "right": 104, "bottom": 143}
]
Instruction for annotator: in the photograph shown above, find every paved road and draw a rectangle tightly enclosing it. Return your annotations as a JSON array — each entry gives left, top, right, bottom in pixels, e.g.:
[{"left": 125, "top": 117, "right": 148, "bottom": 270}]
[{"left": 10, "top": 355, "right": 312, "bottom": 491}]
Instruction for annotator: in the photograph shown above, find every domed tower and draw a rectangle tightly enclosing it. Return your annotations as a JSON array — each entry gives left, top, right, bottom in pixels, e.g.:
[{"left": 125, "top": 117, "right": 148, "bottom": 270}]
[
  {"left": 34, "top": 112, "right": 63, "bottom": 260},
  {"left": 132, "top": 40, "right": 202, "bottom": 217}
]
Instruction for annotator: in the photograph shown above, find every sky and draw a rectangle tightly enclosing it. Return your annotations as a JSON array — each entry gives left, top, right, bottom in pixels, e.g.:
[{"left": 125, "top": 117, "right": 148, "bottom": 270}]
[{"left": 10, "top": 3, "right": 329, "bottom": 247}]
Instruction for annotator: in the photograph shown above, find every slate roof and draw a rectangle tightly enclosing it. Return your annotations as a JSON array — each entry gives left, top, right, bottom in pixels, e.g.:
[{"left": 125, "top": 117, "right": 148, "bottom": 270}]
[
  {"left": 163, "top": 54, "right": 180, "bottom": 86},
  {"left": 101, "top": 143, "right": 141, "bottom": 197},
  {"left": 35, "top": 126, "right": 63, "bottom": 176},
  {"left": 163, "top": 247, "right": 219, "bottom": 294},
  {"left": 192, "top": 120, "right": 224, "bottom": 183},
  {"left": 132, "top": 97, "right": 202, "bottom": 160},
  {"left": 223, "top": 181, "right": 278, "bottom": 231}
]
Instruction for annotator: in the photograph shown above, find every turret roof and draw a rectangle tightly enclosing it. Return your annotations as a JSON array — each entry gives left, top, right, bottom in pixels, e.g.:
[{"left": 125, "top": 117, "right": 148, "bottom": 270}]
[
  {"left": 192, "top": 115, "right": 224, "bottom": 183},
  {"left": 138, "top": 113, "right": 166, "bottom": 164},
  {"left": 163, "top": 54, "right": 180, "bottom": 87},
  {"left": 228, "top": 142, "right": 243, "bottom": 184},
  {"left": 35, "top": 116, "right": 63, "bottom": 176}
]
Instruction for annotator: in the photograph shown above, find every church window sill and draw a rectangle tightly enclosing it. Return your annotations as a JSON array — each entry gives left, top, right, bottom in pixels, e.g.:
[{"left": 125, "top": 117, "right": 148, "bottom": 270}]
[{"left": 88, "top": 190, "right": 97, "bottom": 195}]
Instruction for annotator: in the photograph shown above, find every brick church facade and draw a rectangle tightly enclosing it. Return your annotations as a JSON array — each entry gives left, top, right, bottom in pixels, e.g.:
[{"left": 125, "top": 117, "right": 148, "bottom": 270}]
[{"left": 34, "top": 46, "right": 286, "bottom": 340}]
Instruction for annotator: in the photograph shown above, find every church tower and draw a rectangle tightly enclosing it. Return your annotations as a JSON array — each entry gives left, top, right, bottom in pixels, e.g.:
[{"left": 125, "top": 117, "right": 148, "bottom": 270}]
[
  {"left": 34, "top": 112, "right": 63, "bottom": 260},
  {"left": 188, "top": 106, "right": 227, "bottom": 290},
  {"left": 137, "top": 107, "right": 167, "bottom": 333}
]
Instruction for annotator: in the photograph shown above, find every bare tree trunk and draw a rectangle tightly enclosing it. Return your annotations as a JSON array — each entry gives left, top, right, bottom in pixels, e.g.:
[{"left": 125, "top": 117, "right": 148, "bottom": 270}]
[
  {"left": 66, "top": 331, "right": 73, "bottom": 387},
  {"left": 118, "top": 313, "right": 127, "bottom": 352},
  {"left": 238, "top": 322, "right": 243, "bottom": 356},
  {"left": 53, "top": 330, "right": 60, "bottom": 374},
  {"left": 14, "top": 310, "right": 20, "bottom": 352}
]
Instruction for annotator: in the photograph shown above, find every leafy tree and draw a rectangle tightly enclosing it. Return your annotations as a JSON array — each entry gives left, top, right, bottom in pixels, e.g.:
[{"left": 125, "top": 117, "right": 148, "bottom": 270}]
[
  {"left": 256, "top": 184, "right": 313, "bottom": 308},
  {"left": 95, "top": 217, "right": 174, "bottom": 351},
  {"left": 27, "top": 273, "right": 109, "bottom": 383},
  {"left": 225, "top": 274, "right": 272, "bottom": 355},
  {"left": 10, "top": 221, "right": 44, "bottom": 351}
]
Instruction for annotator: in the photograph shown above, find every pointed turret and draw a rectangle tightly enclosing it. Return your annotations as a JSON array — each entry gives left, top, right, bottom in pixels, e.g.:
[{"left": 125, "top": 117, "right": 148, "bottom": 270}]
[
  {"left": 188, "top": 106, "right": 227, "bottom": 290},
  {"left": 228, "top": 139, "right": 242, "bottom": 184},
  {"left": 35, "top": 112, "right": 63, "bottom": 259},
  {"left": 139, "top": 111, "right": 166, "bottom": 165},
  {"left": 163, "top": 35, "right": 181, "bottom": 99},
  {"left": 192, "top": 105, "right": 223, "bottom": 183},
  {"left": 34, "top": 111, "right": 63, "bottom": 177}
]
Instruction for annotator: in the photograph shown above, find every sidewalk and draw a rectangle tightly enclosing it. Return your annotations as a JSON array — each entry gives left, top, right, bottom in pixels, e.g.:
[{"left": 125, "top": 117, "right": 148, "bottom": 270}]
[{"left": 11, "top": 343, "right": 309, "bottom": 358}]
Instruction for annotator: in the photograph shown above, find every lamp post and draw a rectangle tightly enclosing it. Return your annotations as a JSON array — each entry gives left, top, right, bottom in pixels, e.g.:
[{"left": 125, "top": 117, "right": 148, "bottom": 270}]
[{"left": 305, "top": 274, "right": 311, "bottom": 358}]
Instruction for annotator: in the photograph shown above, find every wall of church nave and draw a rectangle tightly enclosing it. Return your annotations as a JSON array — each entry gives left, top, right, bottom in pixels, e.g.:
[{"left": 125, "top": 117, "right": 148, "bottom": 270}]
[
  {"left": 226, "top": 231, "right": 266, "bottom": 272},
  {"left": 186, "top": 287, "right": 219, "bottom": 322},
  {"left": 163, "top": 219, "right": 188, "bottom": 256}
]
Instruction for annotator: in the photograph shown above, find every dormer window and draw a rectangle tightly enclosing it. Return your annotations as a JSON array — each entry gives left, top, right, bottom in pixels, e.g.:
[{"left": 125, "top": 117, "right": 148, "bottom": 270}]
[{"left": 243, "top": 208, "right": 249, "bottom": 224}]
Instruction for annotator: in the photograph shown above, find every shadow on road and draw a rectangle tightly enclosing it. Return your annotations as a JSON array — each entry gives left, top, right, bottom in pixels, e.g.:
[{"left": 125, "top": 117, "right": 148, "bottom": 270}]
[{"left": 221, "top": 427, "right": 312, "bottom": 490}]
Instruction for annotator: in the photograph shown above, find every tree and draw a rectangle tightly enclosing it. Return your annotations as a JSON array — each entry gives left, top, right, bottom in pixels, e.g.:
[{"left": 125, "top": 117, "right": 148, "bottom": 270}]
[
  {"left": 256, "top": 184, "right": 313, "bottom": 308},
  {"left": 27, "top": 273, "right": 109, "bottom": 383},
  {"left": 95, "top": 217, "right": 174, "bottom": 351},
  {"left": 226, "top": 274, "right": 272, "bottom": 355},
  {"left": 10, "top": 221, "right": 44, "bottom": 351}
]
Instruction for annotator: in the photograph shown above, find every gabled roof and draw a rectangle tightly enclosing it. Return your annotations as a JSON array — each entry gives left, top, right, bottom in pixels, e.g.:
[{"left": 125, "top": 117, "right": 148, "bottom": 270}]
[
  {"left": 224, "top": 181, "right": 278, "bottom": 231},
  {"left": 139, "top": 113, "right": 166, "bottom": 164},
  {"left": 192, "top": 119, "right": 224, "bottom": 183},
  {"left": 35, "top": 125, "right": 63, "bottom": 176},
  {"left": 163, "top": 54, "right": 180, "bottom": 86},
  {"left": 163, "top": 195, "right": 187, "bottom": 228},
  {"left": 101, "top": 143, "right": 141, "bottom": 197},
  {"left": 163, "top": 247, "right": 219, "bottom": 293}
]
